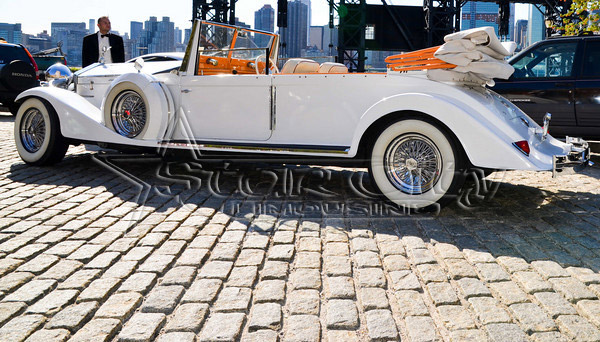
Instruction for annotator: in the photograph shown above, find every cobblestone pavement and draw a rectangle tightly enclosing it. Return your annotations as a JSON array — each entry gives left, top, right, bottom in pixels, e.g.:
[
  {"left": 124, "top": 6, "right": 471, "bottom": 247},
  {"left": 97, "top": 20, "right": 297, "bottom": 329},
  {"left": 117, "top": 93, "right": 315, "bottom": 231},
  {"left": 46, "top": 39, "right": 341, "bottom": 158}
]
[{"left": 1, "top": 111, "right": 600, "bottom": 342}]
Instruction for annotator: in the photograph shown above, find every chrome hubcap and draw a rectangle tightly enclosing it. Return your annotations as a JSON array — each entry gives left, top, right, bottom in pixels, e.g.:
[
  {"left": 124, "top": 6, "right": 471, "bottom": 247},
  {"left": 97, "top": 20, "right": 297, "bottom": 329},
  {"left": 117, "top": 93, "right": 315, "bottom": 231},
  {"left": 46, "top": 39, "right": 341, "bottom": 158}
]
[
  {"left": 405, "top": 158, "right": 418, "bottom": 171},
  {"left": 20, "top": 108, "right": 46, "bottom": 153},
  {"left": 111, "top": 90, "right": 146, "bottom": 138},
  {"left": 384, "top": 134, "right": 442, "bottom": 195}
]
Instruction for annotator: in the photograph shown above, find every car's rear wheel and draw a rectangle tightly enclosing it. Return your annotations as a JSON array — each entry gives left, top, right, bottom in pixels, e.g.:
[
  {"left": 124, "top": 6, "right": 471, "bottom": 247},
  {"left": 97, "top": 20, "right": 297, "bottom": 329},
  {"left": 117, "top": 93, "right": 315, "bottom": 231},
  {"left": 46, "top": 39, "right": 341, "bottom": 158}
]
[
  {"left": 369, "top": 118, "right": 465, "bottom": 210},
  {"left": 104, "top": 82, "right": 149, "bottom": 139},
  {"left": 14, "top": 98, "right": 68, "bottom": 165}
]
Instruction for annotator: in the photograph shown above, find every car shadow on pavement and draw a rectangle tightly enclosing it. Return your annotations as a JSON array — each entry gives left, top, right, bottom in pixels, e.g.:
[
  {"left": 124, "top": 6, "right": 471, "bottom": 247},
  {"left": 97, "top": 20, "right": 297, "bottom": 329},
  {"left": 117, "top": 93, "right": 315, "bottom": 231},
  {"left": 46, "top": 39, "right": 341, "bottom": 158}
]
[{"left": 8, "top": 150, "right": 600, "bottom": 275}]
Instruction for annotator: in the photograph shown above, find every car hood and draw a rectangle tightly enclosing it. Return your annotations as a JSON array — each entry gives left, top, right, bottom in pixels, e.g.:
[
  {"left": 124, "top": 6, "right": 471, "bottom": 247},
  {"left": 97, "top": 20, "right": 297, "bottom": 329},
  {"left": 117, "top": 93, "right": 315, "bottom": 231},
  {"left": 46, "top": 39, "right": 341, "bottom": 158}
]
[{"left": 75, "top": 61, "right": 181, "bottom": 77}]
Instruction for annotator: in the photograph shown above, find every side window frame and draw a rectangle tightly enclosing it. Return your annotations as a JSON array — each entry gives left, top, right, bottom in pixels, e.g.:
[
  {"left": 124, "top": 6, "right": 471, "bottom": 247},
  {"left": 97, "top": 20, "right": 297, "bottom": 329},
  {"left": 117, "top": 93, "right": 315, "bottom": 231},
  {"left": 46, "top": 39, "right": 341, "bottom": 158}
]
[
  {"left": 510, "top": 40, "right": 580, "bottom": 80},
  {"left": 579, "top": 38, "right": 600, "bottom": 80}
]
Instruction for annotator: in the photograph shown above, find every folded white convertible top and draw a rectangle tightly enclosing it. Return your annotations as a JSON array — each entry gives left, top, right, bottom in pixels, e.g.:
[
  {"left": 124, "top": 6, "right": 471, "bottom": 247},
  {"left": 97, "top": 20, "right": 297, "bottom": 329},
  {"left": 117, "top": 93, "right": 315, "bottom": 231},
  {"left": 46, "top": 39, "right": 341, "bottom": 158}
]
[{"left": 428, "top": 26, "right": 516, "bottom": 86}]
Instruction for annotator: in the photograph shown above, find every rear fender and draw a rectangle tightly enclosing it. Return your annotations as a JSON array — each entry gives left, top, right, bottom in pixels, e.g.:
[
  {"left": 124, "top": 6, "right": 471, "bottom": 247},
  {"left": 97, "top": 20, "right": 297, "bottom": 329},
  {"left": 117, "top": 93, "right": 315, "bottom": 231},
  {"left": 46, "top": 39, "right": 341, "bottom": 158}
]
[{"left": 351, "top": 92, "right": 536, "bottom": 170}]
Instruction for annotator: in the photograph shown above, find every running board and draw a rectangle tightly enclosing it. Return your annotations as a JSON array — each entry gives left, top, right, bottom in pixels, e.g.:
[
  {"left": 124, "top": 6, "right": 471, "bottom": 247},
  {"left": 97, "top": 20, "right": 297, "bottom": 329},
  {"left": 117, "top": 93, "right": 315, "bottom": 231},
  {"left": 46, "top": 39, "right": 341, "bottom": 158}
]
[{"left": 158, "top": 140, "right": 351, "bottom": 155}]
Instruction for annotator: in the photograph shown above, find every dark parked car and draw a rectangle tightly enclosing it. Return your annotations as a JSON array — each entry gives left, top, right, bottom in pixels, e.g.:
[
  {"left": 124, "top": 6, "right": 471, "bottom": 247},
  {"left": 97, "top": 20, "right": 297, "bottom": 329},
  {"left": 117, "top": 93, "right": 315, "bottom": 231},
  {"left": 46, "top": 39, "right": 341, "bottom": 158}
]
[
  {"left": 492, "top": 34, "right": 600, "bottom": 140},
  {"left": 0, "top": 41, "right": 38, "bottom": 114}
]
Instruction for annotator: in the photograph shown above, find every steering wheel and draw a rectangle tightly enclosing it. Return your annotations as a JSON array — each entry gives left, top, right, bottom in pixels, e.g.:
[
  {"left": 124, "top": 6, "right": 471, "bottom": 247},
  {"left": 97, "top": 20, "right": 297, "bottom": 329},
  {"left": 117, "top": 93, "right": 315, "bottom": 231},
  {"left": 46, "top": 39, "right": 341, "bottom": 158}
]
[{"left": 254, "top": 54, "right": 279, "bottom": 75}]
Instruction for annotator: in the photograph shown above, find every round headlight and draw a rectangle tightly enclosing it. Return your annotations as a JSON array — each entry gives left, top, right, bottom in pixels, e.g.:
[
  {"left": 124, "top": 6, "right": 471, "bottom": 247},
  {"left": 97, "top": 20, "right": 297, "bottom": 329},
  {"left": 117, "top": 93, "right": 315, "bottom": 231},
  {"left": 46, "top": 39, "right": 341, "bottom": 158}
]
[{"left": 45, "top": 63, "right": 73, "bottom": 80}]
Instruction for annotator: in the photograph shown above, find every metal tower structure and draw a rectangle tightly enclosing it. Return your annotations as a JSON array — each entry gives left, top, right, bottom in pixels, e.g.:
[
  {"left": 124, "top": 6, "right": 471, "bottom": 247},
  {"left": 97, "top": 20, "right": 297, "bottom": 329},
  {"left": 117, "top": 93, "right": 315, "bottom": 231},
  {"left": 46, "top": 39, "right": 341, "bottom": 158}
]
[
  {"left": 334, "top": 0, "right": 367, "bottom": 72},
  {"left": 192, "top": 0, "right": 236, "bottom": 25},
  {"left": 424, "top": 0, "right": 462, "bottom": 46}
]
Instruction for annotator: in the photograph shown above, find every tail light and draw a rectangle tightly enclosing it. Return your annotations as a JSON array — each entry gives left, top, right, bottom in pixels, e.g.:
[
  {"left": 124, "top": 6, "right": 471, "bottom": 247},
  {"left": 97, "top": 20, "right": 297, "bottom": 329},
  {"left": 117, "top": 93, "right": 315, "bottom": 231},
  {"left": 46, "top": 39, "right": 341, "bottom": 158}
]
[
  {"left": 513, "top": 140, "right": 530, "bottom": 156},
  {"left": 24, "top": 47, "right": 39, "bottom": 80},
  {"left": 63, "top": 57, "right": 67, "bottom": 66}
]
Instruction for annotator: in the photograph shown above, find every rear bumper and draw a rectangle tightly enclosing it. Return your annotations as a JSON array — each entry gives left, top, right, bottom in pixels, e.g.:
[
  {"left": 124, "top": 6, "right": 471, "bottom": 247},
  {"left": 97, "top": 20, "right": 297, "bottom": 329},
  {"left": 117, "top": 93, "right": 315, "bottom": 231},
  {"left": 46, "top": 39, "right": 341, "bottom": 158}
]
[{"left": 552, "top": 136, "right": 594, "bottom": 177}]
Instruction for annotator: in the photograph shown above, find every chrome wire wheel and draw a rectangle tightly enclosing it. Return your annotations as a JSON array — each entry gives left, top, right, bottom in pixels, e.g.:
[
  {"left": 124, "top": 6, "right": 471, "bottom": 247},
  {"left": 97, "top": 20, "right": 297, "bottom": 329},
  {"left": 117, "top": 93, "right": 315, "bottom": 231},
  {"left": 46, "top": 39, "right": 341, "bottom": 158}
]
[
  {"left": 384, "top": 134, "right": 442, "bottom": 195},
  {"left": 20, "top": 108, "right": 46, "bottom": 153},
  {"left": 111, "top": 90, "right": 147, "bottom": 138}
]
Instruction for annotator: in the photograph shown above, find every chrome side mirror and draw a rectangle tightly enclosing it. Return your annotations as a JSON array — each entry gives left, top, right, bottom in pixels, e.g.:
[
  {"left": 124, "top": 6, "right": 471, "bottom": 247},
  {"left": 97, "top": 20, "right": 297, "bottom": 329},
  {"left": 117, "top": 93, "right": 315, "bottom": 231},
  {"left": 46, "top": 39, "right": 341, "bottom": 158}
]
[
  {"left": 134, "top": 58, "right": 144, "bottom": 72},
  {"left": 542, "top": 113, "right": 551, "bottom": 141}
]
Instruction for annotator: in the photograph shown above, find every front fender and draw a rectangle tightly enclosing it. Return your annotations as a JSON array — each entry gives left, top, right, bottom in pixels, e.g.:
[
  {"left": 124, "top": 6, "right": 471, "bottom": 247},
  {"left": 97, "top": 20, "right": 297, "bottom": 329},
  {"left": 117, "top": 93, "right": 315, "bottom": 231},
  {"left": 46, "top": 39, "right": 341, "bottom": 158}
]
[
  {"left": 350, "top": 92, "right": 537, "bottom": 170},
  {"left": 15, "top": 87, "right": 157, "bottom": 147}
]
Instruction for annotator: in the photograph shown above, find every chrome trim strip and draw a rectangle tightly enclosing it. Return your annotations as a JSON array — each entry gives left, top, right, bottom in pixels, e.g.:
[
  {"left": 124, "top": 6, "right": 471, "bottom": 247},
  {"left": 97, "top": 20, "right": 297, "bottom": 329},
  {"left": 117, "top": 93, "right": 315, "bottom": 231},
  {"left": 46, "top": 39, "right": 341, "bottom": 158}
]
[{"left": 157, "top": 141, "right": 350, "bottom": 155}]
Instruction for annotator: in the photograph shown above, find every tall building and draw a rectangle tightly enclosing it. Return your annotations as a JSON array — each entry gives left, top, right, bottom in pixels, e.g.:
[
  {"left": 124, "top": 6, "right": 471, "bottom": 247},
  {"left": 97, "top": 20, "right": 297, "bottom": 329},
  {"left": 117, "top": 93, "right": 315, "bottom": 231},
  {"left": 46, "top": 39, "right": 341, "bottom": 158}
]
[
  {"left": 89, "top": 19, "right": 95, "bottom": 34},
  {"left": 255, "top": 5, "right": 275, "bottom": 47},
  {"left": 527, "top": 5, "right": 545, "bottom": 46},
  {"left": 300, "top": 0, "right": 311, "bottom": 42},
  {"left": 283, "top": 0, "right": 309, "bottom": 58},
  {"left": 133, "top": 16, "right": 176, "bottom": 58},
  {"left": 255, "top": 5, "right": 275, "bottom": 32},
  {"left": 51, "top": 22, "right": 87, "bottom": 66},
  {"left": 461, "top": 2, "right": 515, "bottom": 39},
  {"left": 174, "top": 27, "right": 182, "bottom": 45},
  {"left": 153, "top": 17, "right": 175, "bottom": 53},
  {"left": 184, "top": 29, "right": 191, "bottom": 46},
  {"left": 515, "top": 19, "right": 528, "bottom": 50},
  {"left": 309, "top": 26, "right": 323, "bottom": 50},
  {"left": 130, "top": 21, "right": 143, "bottom": 41},
  {"left": 0, "top": 23, "right": 22, "bottom": 44}
]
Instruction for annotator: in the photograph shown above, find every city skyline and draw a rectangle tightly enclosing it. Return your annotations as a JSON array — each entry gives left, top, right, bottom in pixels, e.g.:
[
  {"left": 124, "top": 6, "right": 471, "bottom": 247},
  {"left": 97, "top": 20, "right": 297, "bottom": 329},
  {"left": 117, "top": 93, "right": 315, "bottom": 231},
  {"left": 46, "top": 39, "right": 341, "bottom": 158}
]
[{"left": 1, "top": 0, "right": 529, "bottom": 37}]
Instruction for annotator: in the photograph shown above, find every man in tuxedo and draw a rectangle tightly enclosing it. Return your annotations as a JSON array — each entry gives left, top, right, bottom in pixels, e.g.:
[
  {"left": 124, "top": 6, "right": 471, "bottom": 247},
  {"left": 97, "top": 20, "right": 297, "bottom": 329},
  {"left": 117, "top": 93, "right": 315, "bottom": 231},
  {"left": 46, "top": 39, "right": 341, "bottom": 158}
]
[{"left": 82, "top": 16, "right": 124, "bottom": 67}]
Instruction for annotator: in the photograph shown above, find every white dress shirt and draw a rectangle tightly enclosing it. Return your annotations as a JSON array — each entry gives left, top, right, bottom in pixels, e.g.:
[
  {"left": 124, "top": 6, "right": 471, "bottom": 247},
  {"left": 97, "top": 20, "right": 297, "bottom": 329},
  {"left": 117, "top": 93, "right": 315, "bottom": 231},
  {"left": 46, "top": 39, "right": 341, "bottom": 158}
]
[{"left": 97, "top": 31, "right": 113, "bottom": 64}]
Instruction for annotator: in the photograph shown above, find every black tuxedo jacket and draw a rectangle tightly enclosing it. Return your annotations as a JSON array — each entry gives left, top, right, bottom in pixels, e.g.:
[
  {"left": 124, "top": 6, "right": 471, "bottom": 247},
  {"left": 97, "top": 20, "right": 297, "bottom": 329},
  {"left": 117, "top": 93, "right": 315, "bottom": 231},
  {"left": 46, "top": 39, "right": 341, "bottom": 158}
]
[{"left": 82, "top": 32, "right": 125, "bottom": 67}]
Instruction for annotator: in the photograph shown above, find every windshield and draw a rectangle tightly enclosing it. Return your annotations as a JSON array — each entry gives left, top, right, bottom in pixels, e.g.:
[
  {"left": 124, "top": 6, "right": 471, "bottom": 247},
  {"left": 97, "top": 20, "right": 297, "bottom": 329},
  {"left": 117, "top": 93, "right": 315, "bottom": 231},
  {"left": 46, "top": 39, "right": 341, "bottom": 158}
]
[
  {"left": 197, "top": 22, "right": 277, "bottom": 59},
  {"left": 199, "top": 24, "right": 235, "bottom": 57},
  {"left": 231, "top": 29, "right": 275, "bottom": 60}
]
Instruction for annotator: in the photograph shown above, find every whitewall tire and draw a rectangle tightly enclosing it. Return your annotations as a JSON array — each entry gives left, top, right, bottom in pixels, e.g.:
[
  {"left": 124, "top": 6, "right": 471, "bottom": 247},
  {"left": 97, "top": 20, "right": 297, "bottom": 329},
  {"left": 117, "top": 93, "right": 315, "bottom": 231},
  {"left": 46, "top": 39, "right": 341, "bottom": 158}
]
[
  {"left": 369, "top": 119, "right": 465, "bottom": 210},
  {"left": 14, "top": 98, "right": 68, "bottom": 165}
]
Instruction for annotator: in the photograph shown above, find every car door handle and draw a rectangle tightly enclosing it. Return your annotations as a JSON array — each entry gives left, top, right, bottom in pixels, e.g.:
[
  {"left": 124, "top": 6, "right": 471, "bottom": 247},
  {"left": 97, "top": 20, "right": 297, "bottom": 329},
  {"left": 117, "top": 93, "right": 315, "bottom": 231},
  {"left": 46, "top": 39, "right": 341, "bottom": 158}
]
[{"left": 181, "top": 89, "right": 192, "bottom": 93}]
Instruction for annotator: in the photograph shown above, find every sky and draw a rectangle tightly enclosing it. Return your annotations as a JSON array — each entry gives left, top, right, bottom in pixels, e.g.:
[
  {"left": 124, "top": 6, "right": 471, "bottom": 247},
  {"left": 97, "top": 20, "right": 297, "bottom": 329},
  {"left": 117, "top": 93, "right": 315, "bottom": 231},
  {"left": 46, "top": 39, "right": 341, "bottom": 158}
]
[{"left": 0, "top": 0, "right": 529, "bottom": 37}]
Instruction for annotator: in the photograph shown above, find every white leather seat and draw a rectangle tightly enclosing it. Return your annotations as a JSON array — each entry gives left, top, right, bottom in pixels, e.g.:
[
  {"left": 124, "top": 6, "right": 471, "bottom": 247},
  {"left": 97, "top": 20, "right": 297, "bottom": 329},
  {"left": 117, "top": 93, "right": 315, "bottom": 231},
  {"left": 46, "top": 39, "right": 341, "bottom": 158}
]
[
  {"left": 280, "top": 58, "right": 319, "bottom": 74},
  {"left": 318, "top": 62, "right": 348, "bottom": 74}
]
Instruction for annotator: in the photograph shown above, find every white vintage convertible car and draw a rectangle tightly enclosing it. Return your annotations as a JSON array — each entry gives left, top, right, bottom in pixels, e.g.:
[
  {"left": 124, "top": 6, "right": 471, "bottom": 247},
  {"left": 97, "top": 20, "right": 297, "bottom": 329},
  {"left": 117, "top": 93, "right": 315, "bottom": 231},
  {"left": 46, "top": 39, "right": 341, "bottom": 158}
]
[{"left": 13, "top": 21, "right": 590, "bottom": 210}]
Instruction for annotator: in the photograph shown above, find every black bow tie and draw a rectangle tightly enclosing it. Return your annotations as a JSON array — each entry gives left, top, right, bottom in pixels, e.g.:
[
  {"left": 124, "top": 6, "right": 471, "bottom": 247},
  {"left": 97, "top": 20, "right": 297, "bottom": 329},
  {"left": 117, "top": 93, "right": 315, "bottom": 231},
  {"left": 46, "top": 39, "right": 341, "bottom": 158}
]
[{"left": 101, "top": 34, "right": 109, "bottom": 38}]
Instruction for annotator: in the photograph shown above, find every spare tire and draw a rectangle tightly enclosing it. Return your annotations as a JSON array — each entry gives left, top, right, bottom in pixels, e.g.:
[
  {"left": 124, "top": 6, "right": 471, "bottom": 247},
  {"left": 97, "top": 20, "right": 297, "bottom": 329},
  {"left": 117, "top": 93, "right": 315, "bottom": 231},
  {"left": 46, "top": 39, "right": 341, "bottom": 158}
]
[{"left": 0, "top": 60, "right": 36, "bottom": 91}]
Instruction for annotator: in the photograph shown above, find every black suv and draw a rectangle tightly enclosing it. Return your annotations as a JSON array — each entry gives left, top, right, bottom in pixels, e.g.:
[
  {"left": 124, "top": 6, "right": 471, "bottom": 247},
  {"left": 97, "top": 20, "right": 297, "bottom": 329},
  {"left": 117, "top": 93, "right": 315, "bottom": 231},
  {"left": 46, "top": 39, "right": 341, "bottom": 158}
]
[
  {"left": 492, "top": 34, "right": 600, "bottom": 140},
  {"left": 0, "top": 41, "right": 38, "bottom": 114}
]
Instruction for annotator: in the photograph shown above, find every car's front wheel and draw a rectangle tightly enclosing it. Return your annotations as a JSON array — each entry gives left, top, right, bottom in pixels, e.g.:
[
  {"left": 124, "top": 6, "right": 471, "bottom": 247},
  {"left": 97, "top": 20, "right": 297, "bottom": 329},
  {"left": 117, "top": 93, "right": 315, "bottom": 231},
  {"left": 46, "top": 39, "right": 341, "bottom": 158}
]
[
  {"left": 14, "top": 98, "right": 69, "bottom": 165},
  {"left": 369, "top": 118, "right": 465, "bottom": 210}
]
